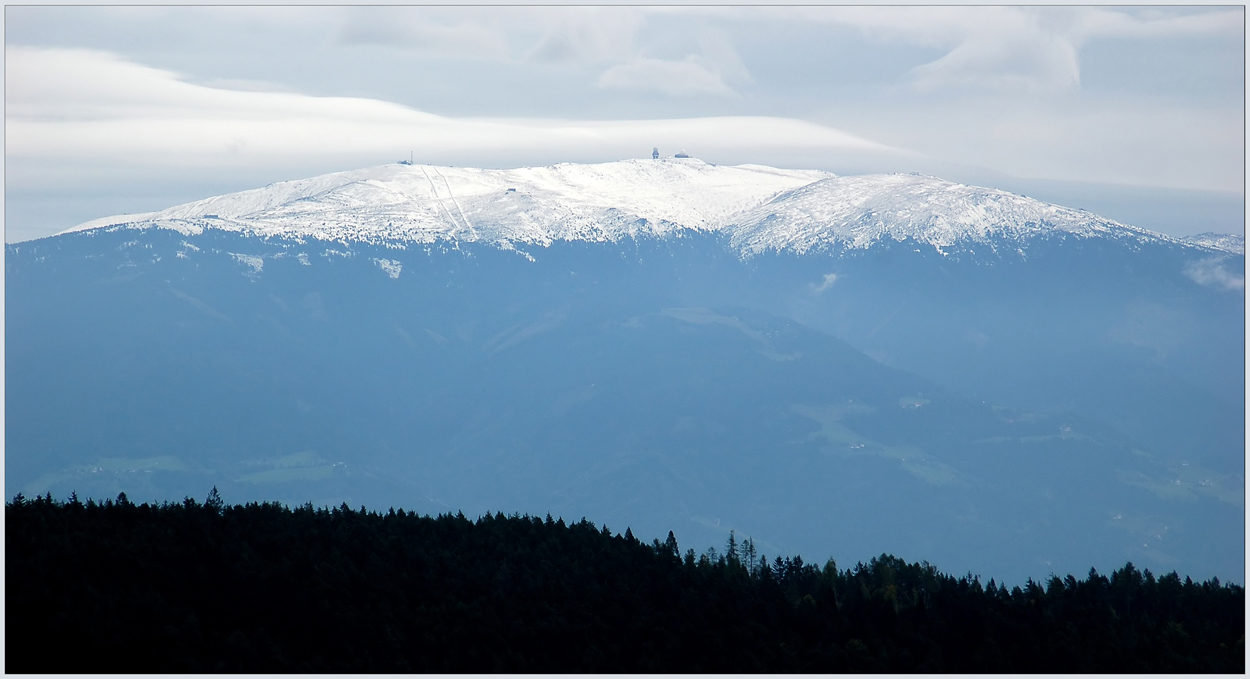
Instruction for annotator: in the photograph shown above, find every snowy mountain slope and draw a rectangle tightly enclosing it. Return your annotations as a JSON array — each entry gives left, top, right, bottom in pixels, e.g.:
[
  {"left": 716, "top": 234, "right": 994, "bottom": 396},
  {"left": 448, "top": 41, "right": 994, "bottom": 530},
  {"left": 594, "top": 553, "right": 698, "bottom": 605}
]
[
  {"left": 58, "top": 159, "right": 1210, "bottom": 256},
  {"left": 729, "top": 173, "right": 1178, "bottom": 256},
  {"left": 1181, "top": 232, "right": 1245, "bottom": 255},
  {"left": 61, "top": 159, "right": 830, "bottom": 246}
]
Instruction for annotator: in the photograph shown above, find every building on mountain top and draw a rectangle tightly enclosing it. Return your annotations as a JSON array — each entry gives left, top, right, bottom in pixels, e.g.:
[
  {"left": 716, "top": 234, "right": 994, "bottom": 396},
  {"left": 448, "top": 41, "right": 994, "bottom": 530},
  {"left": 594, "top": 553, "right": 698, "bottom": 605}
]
[{"left": 652, "top": 147, "right": 660, "bottom": 159}]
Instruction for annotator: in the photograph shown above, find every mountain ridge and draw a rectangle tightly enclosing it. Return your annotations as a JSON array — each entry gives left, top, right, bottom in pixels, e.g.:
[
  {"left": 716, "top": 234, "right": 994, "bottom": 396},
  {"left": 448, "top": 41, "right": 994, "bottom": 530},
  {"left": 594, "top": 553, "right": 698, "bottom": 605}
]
[{"left": 55, "top": 159, "right": 1242, "bottom": 257}]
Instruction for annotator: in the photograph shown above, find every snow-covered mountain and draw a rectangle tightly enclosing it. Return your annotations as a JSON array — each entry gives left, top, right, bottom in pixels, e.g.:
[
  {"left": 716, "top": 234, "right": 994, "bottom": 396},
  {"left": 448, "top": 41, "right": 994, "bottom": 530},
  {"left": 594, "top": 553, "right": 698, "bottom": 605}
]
[
  {"left": 61, "top": 158, "right": 1237, "bottom": 257},
  {"left": 10, "top": 157, "right": 1244, "bottom": 585}
]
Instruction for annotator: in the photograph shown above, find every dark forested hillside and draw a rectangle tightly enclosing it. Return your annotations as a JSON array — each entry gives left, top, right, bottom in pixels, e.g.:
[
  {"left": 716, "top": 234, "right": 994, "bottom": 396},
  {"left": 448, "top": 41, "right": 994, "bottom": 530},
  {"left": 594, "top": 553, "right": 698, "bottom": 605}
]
[{"left": 7, "top": 491, "right": 1244, "bottom": 673}]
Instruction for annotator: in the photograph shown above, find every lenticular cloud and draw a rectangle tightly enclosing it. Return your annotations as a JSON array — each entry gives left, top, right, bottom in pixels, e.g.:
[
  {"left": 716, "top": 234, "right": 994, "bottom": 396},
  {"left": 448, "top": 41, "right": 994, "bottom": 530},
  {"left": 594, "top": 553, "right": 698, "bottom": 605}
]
[{"left": 5, "top": 46, "right": 909, "bottom": 173}]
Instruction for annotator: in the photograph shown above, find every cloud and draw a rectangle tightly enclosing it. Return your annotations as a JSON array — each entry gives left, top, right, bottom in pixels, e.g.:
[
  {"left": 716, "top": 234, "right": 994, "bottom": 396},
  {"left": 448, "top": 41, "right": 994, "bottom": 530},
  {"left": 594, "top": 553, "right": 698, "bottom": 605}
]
[
  {"left": 694, "top": 28, "right": 752, "bottom": 85},
  {"left": 1068, "top": 7, "right": 1244, "bottom": 42},
  {"left": 4, "top": 46, "right": 909, "bottom": 211},
  {"left": 786, "top": 6, "right": 1243, "bottom": 93},
  {"left": 523, "top": 8, "right": 644, "bottom": 64},
  {"left": 194, "top": 78, "right": 302, "bottom": 94},
  {"left": 332, "top": 7, "right": 751, "bottom": 99},
  {"left": 1184, "top": 257, "right": 1245, "bottom": 293},
  {"left": 909, "top": 27, "right": 1080, "bottom": 93},
  {"left": 597, "top": 57, "right": 737, "bottom": 97},
  {"left": 339, "top": 20, "right": 509, "bottom": 60},
  {"left": 769, "top": 7, "right": 1072, "bottom": 92},
  {"left": 332, "top": 7, "right": 651, "bottom": 66},
  {"left": 594, "top": 23, "right": 751, "bottom": 98},
  {"left": 329, "top": 7, "right": 648, "bottom": 65},
  {"left": 335, "top": 8, "right": 511, "bottom": 60}
]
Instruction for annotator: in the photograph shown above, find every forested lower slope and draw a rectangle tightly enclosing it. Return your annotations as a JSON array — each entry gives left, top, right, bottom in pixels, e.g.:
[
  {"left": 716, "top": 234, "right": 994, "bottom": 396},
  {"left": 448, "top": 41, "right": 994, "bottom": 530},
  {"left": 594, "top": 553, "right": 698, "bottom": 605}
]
[{"left": 7, "top": 492, "right": 1243, "bottom": 673}]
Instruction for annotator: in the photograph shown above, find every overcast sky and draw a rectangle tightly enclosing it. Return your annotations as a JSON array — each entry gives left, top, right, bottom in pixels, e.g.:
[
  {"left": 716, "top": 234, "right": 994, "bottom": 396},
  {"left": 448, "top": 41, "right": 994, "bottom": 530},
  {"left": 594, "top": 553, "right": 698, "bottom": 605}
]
[{"left": 5, "top": 5, "right": 1245, "bottom": 242}]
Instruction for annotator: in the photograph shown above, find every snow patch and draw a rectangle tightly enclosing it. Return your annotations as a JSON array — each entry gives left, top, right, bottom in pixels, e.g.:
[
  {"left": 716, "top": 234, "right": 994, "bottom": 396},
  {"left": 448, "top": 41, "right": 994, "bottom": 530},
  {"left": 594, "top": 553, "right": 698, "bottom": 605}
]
[
  {"left": 1181, "top": 232, "right": 1245, "bottom": 255},
  {"left": 231, "top": 253, "right": 264, "bottom": 275},
  {"left": 373, "top": 258, "right": 402, "bottom": 279}
]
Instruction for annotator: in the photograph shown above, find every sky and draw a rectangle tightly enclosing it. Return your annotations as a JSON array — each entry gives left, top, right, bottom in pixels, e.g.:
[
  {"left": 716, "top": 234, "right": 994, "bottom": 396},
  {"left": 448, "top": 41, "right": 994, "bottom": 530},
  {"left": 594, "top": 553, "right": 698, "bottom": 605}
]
[{"left": 4, "top": 5, "right": 1245, "bottom": 243}]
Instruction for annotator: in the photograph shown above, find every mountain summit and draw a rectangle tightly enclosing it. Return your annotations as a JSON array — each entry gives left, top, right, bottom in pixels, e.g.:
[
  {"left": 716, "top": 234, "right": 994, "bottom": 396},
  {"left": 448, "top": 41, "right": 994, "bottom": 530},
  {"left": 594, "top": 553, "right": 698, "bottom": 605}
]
[{"left": 61, "top": 159, "right": 1237, "bottom": 257}]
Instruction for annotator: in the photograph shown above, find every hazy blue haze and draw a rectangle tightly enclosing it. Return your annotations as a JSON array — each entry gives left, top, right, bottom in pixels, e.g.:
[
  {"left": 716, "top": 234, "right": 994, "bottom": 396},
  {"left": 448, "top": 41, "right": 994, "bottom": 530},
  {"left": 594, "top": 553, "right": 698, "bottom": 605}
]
[{"left": 7, "top": 226, "right": 1243, "bottom": 583}]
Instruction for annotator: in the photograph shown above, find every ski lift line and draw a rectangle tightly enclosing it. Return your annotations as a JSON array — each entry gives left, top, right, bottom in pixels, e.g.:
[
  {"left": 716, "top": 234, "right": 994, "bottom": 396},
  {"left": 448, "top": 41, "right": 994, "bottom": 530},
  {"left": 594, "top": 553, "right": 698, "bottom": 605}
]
[
  {"left": 418, "top": 165, "right": 466, "bottom": 234},
  {"left": 416, "top": 165, "right": 449, "bottom": 223},
  {"left": 433, "top": 166, "right": 475, "bottom": 238}
]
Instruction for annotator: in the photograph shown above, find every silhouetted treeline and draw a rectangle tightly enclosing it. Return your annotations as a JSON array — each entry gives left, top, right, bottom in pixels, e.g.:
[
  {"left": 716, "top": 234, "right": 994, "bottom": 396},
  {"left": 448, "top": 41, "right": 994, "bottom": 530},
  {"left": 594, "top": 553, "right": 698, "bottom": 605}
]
[{"left": 7, "top": 491, "right": 1244, "bottom": 672}]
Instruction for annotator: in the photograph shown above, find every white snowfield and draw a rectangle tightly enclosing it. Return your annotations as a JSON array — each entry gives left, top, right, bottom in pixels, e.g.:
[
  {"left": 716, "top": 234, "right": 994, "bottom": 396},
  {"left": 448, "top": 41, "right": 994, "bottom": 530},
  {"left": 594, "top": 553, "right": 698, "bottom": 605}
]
[{"left": 62, "top": 158, "right": 1240, "bottom": 256}]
